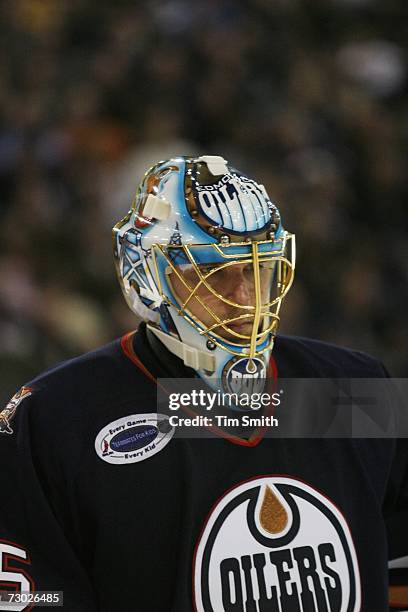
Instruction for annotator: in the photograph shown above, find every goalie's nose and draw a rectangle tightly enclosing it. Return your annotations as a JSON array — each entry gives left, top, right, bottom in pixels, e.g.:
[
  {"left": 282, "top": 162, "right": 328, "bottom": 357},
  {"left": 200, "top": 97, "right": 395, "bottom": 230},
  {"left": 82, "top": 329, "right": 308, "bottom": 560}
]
[{"left": 225, "top": 267, "right": 252, "bottom": 306}]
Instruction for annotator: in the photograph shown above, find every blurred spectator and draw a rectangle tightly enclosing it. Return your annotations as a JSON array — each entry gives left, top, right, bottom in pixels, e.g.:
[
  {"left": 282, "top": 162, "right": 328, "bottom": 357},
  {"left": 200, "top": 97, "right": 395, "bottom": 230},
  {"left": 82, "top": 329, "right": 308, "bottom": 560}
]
[{"left": 0, "top": 1, "right": 406, "bottom": 404}]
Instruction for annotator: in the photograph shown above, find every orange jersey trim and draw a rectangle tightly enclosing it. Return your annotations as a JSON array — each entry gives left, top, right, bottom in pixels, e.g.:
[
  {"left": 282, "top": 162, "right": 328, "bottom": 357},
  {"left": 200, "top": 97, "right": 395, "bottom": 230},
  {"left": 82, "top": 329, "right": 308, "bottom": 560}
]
[{"left": 389, "top": 585, "right": 408, "bottom": 608}]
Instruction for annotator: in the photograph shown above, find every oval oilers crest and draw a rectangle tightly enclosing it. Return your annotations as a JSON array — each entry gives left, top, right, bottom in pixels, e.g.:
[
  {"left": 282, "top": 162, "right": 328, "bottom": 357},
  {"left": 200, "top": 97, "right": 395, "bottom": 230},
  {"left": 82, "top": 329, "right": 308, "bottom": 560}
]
[
  {"left": 194, "top": 174, "right": 273, "bottom": 234},
  {"left": 223, "top": 357, "right": 267, "bottom": 395},
  {"left": 193, "top": 476, "right": 361, "bottom": 612}
]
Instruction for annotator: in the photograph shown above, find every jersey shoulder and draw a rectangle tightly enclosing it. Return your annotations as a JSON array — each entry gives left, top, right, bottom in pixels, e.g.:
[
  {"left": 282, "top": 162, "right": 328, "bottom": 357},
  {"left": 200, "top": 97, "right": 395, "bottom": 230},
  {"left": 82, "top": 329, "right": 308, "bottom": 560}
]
[
  {"left": 28, "top": 335, "right": 153, "bottom": 405},
  {"left": 0, "top": 335, "right": 158, "bottom": 482},
  {"left": 1, "top": 335, "right": 153, "bottom": 434},
  {"left": 274, "top": 334, "right": 388, "bottom": 377}
]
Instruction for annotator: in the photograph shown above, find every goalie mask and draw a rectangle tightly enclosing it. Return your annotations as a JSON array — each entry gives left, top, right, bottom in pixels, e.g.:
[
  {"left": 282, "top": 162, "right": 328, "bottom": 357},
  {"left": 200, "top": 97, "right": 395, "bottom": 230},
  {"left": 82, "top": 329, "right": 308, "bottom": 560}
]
[{"left": 113, "top": 156, "right": 295, "bottom": 394}]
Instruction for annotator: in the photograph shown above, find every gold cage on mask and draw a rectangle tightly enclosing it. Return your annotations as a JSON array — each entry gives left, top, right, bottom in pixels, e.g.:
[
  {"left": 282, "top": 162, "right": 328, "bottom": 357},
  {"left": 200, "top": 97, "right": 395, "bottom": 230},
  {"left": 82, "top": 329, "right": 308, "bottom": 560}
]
[{"left": 151, "top": 232, "right": 295, "bottom": 358}]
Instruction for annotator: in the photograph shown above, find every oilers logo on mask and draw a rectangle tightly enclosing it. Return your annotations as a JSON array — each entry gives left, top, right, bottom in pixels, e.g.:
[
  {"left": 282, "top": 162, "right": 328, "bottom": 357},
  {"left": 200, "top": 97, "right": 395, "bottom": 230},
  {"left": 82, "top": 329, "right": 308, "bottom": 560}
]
[
  {"left": 193, "top": 173, "right": 276, "bottom": 234},
  {"left": 223, "top": 357, "right": 267, "bottom": 395},
  {"left": 194, "top": 476, "right": 361, "bottom": 612}
]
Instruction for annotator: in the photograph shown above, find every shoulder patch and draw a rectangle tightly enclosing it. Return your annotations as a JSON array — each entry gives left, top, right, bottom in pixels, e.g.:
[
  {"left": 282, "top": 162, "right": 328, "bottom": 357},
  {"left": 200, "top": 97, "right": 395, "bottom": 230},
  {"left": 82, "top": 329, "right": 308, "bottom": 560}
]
[
  {"left": 0, "top": 387, "right": 33, "bottom": 435},
  {"left": 95, "top": 413, "right": 174, "bottom": 465}
]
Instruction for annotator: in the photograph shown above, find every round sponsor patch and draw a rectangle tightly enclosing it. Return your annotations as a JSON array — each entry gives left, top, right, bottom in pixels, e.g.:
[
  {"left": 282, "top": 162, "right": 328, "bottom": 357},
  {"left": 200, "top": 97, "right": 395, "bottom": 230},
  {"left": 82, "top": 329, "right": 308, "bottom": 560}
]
[
  {"left": 193, "top": 476, "right": 361, "bottom": 612},
  {"left": 95, "top": 413, "right": 174, "bottom": 465}
]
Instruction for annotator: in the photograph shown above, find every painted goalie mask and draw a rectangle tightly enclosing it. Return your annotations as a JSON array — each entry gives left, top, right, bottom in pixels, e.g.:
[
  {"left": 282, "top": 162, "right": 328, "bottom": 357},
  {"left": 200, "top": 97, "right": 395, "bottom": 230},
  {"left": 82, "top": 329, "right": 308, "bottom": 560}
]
[{"left": 113, "top": 156, "right": 295, "bottom": 393}]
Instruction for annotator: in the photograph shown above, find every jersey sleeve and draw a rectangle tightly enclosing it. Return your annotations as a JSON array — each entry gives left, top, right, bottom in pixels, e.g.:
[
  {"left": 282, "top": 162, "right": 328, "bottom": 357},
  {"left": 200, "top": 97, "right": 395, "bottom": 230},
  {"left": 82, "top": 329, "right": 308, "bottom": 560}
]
[
  {"left": 0, "top": 387, "right": 97, "bottom": 612},
  {"left": 376, "top": 364, "right": 408, "bottom": 611}
]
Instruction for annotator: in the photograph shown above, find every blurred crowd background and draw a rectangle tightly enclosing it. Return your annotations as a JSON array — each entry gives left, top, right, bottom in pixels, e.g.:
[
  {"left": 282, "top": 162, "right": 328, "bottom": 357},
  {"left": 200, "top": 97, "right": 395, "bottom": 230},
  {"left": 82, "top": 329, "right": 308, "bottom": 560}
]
[{"left": 0, "top": 0, "right": 406, "bottom": 403}]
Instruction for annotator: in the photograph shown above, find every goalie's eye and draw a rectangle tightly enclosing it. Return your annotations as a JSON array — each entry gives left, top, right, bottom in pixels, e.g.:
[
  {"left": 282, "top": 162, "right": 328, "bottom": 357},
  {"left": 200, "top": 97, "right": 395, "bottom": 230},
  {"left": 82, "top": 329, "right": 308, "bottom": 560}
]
[
  {"left": 260, "top": 260, "right": 278, "bottom": 271},
  {"left": 198, "top": 265, "right": 218, "bottom": 276}
]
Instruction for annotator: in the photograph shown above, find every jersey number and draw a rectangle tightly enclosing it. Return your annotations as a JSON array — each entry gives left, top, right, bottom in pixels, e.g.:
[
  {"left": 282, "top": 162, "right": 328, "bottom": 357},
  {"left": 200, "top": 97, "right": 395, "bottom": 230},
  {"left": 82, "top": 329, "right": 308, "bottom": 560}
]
[{"left": 0, "top": 540, "right": 35, "bottom": 611}]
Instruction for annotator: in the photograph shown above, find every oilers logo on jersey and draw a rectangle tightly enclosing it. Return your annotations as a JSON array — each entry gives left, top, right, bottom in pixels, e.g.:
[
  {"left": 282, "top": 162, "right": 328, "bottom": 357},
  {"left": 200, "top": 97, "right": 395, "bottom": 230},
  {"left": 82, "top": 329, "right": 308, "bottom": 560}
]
[{"left": 194, "top": 476, "right": 361, "bottom": 612}]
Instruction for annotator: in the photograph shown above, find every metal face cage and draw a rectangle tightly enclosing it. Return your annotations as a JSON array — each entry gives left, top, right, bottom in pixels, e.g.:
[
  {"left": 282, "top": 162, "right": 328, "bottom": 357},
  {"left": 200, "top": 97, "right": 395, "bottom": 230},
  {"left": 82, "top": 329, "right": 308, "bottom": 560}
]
[{"left": 151, "top": 233, "right": 295, "bottom": 358}]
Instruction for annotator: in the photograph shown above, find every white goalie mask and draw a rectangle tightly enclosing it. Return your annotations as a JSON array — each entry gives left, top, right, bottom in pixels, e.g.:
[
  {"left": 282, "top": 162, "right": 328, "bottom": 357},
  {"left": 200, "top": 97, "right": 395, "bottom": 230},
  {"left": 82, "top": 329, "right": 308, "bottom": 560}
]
[{"left": 113, "top": 155, "right": 295, "bottom": 393}]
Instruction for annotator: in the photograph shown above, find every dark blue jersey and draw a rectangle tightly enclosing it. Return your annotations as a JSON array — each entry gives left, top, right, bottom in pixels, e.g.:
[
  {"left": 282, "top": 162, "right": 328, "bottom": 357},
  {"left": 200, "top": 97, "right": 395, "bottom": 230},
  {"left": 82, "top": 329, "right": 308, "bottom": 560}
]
[{"left": 0, "top": 325, "right": 407, "bottom": 611}]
